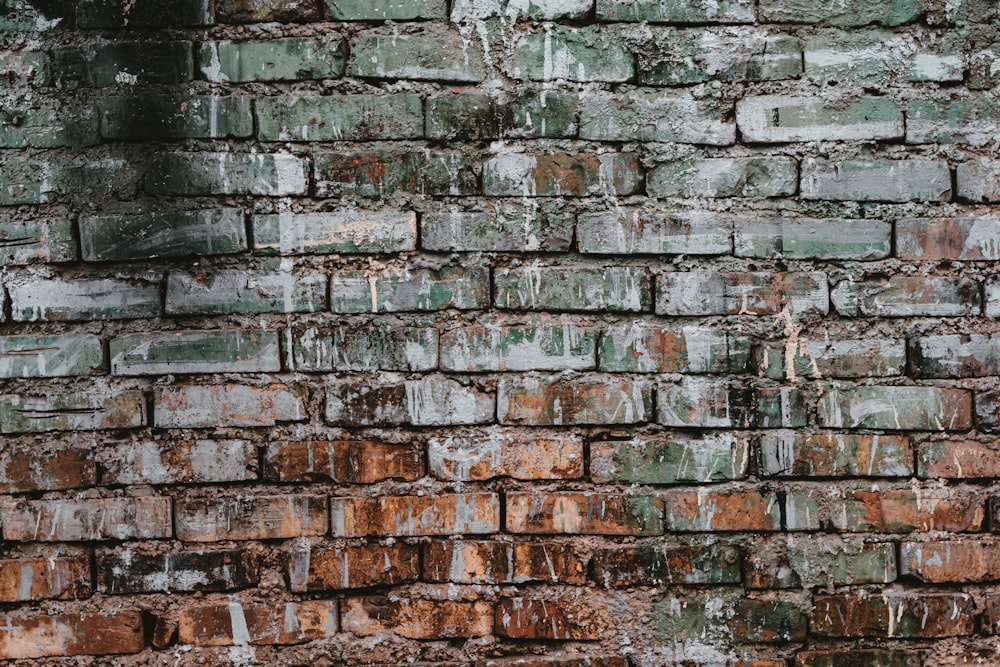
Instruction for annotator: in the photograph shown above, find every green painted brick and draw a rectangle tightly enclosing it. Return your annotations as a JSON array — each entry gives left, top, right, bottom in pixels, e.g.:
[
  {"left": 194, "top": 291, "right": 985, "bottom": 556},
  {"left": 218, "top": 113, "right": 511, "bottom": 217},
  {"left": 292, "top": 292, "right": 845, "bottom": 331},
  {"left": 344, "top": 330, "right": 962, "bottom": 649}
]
[
  {"left": 483, "top": 153, "right": 642, "bottom": 197},
  {"left": 0, "top": 51, "right": 50, "bottom": 87},
  {"left": 77, "top": 0, "right": 214, "bottom": 27},
  {"left": 746, "top": 536, "right": 897, "bottom": 588},
  {"left": 426, "top": 91, "right": 577, "bottom": 141},
  {"left": 0, "top": 154, "right": 141, "bottom": 206},
  {"left": 754, "top": 387, "right": 808, "bottom": 429},
  {"left": 801, "top": 158, "right": 951, "bottom": 202},
  {"left": 147, "top": 152, "right": 309, "bottom": 196},
  {"left": 648, "top": 157, "right": 798, "bottom": 198},
  {"left": 640, "top": 30, "right": 801, "bottom": 85},
  {"left": 0, "top": 101, "right": 98, "bottom": 148},
  {"left": 907, "top": 96, "right": 1000, "bottom": 145},
  {"left": 577, "top": 210, "right": 732, "bottom": 255},
  {"left": 166, "top": 261, "right": 327, "bottom": 316},
  {"left": 8, "top": 277, "right": 160, "bottom": 322},
  {"left": 818, "top": 385, "right": 974, "bottom": 431},
  {"left": 253, "top": 211, "right": 416, "bottom": 255},
  {"left": 421, "top": 202, "right": 574, "bottom": 252},
  {"left": 329, "top": 266, "right": 489, "bottom": 313},
  {"left": 597, "top": 0, "right": 754, "bottom": 22},
  {"left": 350, "top": 29, "right": 486, "bottom": 82},
  {"left": 293, "top": 325, "right": 437, "bottom": 371},
  {"left": 0, "top": 2, "right": 66, "bottom": 30},
  {"left": 505, "top": 26, "right": 633, "bottom": 82},
  {"left": 599, "top": 323, "right": 749, "bottom": 373},
  {"left": 657, "top": 377, "right": 746, "bottom": 428},
  {"left": 737, "top": 96, "right": 904, "bottom": 143},
  {"left": 0, "top": 390, "right": 146, "bottom": 433},
  {"left": 758, "top": 432, "right": 914, "bottom": 477},
  {"left": 734, "top": 217, "right": 891, "bottom": 260},
  {"left": 100, "top": 94, "right": 253, "bottom": 140},
  {"left": 657, "top": 271, "right": 829, "bottom": 316},
  {"left": 439, "top": 316, "right": 596, "bottom": 372},
  {"left": 452, "top": 0, "right": 592, "bottom": 20},
  {"left": 495, "top": 266, "right": 651, "bottom": 312},
  {"left": 0, "top": 214, "right": 77, "bottom": 265},
  {"left": 257, "top": 94, "right": 423, "bottom": 142},
  {"left": 760, "top": 0, "right": 923, "bottom": 25},
  {"left": 110, "top": 331, "right": 281, "bottom": 376},
  {"left": 326, "top": 0, "right": 446, "bottom": 19},
  {"left": 80, "top": 209, "right": 247, "bottom": 262},
  {"left": 579, "top": 90, "right": 735, "bottom": 145},
  {"left": 199, "top": 37, "right": 345, "bottom": 83},
  {"left": 654, "top": 592, "right": 807, "bottom": 646},
  {"left": 591, "top": 433, "right": 749, "bottom": 483},
  {"left": 0, "top": 335, "right": 104, "bottom": 378},
  {"left": 217, "top": 0, "right": 321, "bottom": 22},
  {"left": 313, "top": 149, "right": 477, "bottom": 198},
  {"left": 757, "top": 339, "right": 905, "bottom": 380},
  {"left": 52, "top": 42, "right": 193, "bottom": 88},
  {"left": 805, "top": 30, "right": 963, "bottom": 86},
  {"left": 831, "top": 276, "right": 980, "bottom": 317}
]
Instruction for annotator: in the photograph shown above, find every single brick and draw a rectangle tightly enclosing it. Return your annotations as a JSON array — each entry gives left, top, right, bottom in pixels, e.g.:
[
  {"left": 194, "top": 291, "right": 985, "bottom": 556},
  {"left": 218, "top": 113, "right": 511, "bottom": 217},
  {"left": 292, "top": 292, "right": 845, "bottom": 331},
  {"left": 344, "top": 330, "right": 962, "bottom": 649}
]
[
  {"left": 293, "top": 325, "right": 437, "bottom": 371},
  {"left": 422, "top": 203, "right": 574, "bottom": 252},
  {"left": 657, "top": 271, "right": 829, "bottom": 316},
  {"left": 662, "top": 488, "right": 782, "bottom": 531},
  {"left": 452, "top": 0, "right": 591, "bottom": 19},
  {"left": 0, "top": 51, "right": 49, "bottom": 86},
  {"left": 178, "top": 600, "right": 337, "bottom": 646},
  {"left": 759, "top": 432, "right": 914, "bottom": 477},
  {"left": 759, "top": 0, "right": 923, "bottom": 25},
  {"left": 313, "top": 149, "right": 477, "bottom": 197},
  {"left": 591, "top": 432, "right": 749, "bottom": 483},
  {"left": 0, "top": 612, "right": 144, "bottom": 660},
  {"left": 1, "top": 497, "right": 171, "bottom": 541},
  {"left": 496, "top": 595, "right": 608, "bottom": 640},
  {"left": 97, "top": 546, "right": 259, "bottom": 593},
  {"left": 506, "top": 491, "right": 662, "bottom": 535},
  {"left": 654, "top": 592, "right": 807, "bottom": 644},
  {"left": 426, "top": 90, "right": 578, "bottom": 141},
  {"left": 100, "top": 439, "right": 257, "bottom": 485},
  {"left": 795, "top": 651, "right": 917, "bottom": 667},
  {"left": 264, "top": 440, "right": 423, "bottom": 483},
  {"left": 176, "top": 495, "right": 328, "bottom": 542},
  {"left": 977, "top": 390, "right": 1000, "bottom": 432},
  {"left": 218, "top": 0, "right": 321, "bottom": 21},
  {"left": 100, "top": 94, "right": 252, "bottom": 140},
  {"left": 657, "top": 378, "right": 747, "bottom": 428},
  {"left": 52, "top": 42, "right": 193, "bottom": 88},
  {"left": 801, "top": 158, "right": 951, "bottom": 202},
  {"left": 331, "top": 493, "right": 500, "bottom": 537},
  {"left": 111, "top": 330, "right": 279, "bottom": 376},
  {"left": 200, "top": 37, "right": 345, "bottom": 82},
  {"left": 342, "top": 597, "right": 492, "bottom": 639},
  {"left": 831, "top": 276, "right": 980, "bottom": 317},
  {"left": 422, "top": 540, "right": 588, "bottom": 585},
  {"left": 254, "top": 211, "right": 415, "bottom": 256},
  {"left": 0, "top": 99, "right": 98, "bottom": 148},
  {"left": 918, "top": 439, "right": 1000, "bottom": 478},
  {"left": 155, "top": 384, "right": 306, "bottom": 428},
  {"left": 734, "top": 217, "right": 891, "bottom": 260},
  {"left": 498, "top": 375, "right": 652, "bottom": 425},
  {"left": 495, "top": 266, "right": 650, "bottom": 312},
  {"left": 0, "top": 335, "right": 103, "bottom": 378},
  {"left": 599, "top": 323, "right": 749, "bottom": 373},
  {"left": 166, "top": 263, "right": 327, "bottom": 315},
  {"left": 901, "top": 539, "right": 1000, "bottom": 583},
  {"left": 8, "top": 277, "right": 159, "bottom": 322},
  {"left": 350, "top": 29, "right": 486, "bottom": 82},
  {"left": 818, "top": 385, "right": 972, "bottom": 431},
  {"left": 639, "top": 30, "right": 802, "bottom": 85},
  {"left": 805, "top": 31, "right": 962, "bottom": 86},
  {"left": 811, "top": 592, "right": 974, "bottom": 638},
  {"left": 958, "top": 158, "right": 1000, "bottom": 202},
  {"left": 897, "top": 216, "right": 1000, "bottom": 261},
  {"left": 580, "top": 90, "right": 735, "bottom": 145},
  {"left": 439, "top": 316, "right": 596, "bottom": 372},
  {"left": 737, "top": 96, "right": 903, "bottom": 143},
  {"left": 257, "top": 94, "right": 423, "bottom": 142},
  {"left": 80, "top": 209, "right": 246, "bottom": 262},
  {"left": 745, "top": 536, "right": 897, "bottom": 588},
  {"left": 592, "top": 544, "right": 742, "bottom": 587},
  {"left": 286, "top": 541, "right": 419, "bottom": 592},
  {"left": 326, "top": 376, "right": 494, "bottom": 426},
  {"left": 0, "top": 552, "right": 91, "bottom": 601},
  {"left": 77, "top": 0, "right": 213, "bottom": 26},
  {"left": 0, "top": 447, "right": 96, "bottom": 493},
  {"left": 578, "top": 209, "right": 731, "bottom": 256},
  {"left": 330, "top": 266, "right": 487, "bottom": 313},
  {"left": 428, "top": 428, "right": 583, "bottom": 480},
  {"left": 911, "top": 334, "right": 1000, "bottom": 378},
  {"left": 505, "top": 26, "right": 633, "bottom": 82},
  {"left": 648, "top": 157, "right": 797, "bottom": 198},
  {"left": 147, "top": 152, "right": 308, "bottom": 196},
  {"left": 0, "top": 390, "right": 145, "bottom": 433},
  {"left": 596, "top": 0, "right": 754, "bottom": 22},
  {"left": 756, "top": 338, "right": 905, "bottom": 380},
  {"left": 907, "top": 97, "right": 1000, "bottom": 145},
  {"left": 0, "top": 214, "right": 76, "bottom": 265},
  {"left": 0, "top": 154, "right": 141, "bottom": 206},
  {"left": 484, "top": 153, "right": 642, "bottom": 197},
  {"left": 990, "top": 276, "right": 1000, "bottom": 318},
  {"left": 326, "top": 0, "right": 445, "bottom": 19}
]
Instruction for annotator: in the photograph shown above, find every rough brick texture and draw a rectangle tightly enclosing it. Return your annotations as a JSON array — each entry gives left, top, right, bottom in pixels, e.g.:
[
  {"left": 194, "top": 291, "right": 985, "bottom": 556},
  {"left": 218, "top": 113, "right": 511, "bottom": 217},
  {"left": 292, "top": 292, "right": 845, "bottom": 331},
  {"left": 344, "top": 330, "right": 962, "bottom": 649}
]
[{"left": 1, "top": 0, "right": 997, "bottom": 663}]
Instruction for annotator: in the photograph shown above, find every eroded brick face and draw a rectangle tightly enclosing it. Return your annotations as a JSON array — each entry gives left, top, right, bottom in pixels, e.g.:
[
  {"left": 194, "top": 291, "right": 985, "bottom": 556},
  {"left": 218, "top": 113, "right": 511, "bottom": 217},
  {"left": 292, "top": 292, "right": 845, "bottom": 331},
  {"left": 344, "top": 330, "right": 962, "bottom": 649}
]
[{"left": 2, "top": 0, "right": 998, "bottom": 663}]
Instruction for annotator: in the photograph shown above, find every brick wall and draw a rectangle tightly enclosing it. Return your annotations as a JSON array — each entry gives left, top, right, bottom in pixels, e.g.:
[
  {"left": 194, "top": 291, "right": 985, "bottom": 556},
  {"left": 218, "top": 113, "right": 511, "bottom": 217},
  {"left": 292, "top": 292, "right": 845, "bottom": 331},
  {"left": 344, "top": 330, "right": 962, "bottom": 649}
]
[{"left": 1, "top": 0, "right": 999, "bottom": 664}]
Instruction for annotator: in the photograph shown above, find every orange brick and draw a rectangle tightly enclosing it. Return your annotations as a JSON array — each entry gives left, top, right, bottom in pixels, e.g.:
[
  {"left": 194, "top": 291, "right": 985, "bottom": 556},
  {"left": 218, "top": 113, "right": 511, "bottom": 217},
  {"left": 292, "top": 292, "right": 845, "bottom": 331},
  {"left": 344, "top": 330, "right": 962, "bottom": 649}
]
[
  {"left": 342, "top": 597, "right": 492, "bottom": 639},
  {"left": 178, "top": 599, "right": 337, "bottom": 646},
  {"left": 0, "top": 611, "right": 144, "bottom": 659},
  {"left": 331, "top": 493, "right": 500, "bottom": 537}
]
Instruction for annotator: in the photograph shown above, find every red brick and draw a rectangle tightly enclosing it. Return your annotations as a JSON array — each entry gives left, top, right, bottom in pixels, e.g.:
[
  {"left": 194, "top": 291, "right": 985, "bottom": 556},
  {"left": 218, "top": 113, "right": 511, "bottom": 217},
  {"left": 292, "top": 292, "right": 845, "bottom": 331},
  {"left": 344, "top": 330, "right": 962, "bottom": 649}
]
[
  {"left": 342, "top": 597, "right": 492, "bottom": 639},
  {"left": 919, "top": 439, "right": 1000, "bottom": 478},
  {"left": 795, "top": 650, "right": 918, "bottom": 667},
  {"left": 428, "top": 429, "right": 583, "bottom": 481},
  {"left": 422, "top": 540, "right": 588, "bottom": 585},
  {"left": 0, "top": 611, "right": 144, "bottom": 659},
  {"left": 896, "top": 216, "right": 1000, "bottom": 260},
  {"left": 0, "top": 552, "right": 91, "bottom": 601},
  {"left": 285, "top": 541, "right": 419, "bottom": 591},
  {"left": 498, "top": 376, "right": 652, "bottom": 425},
  {"left": 982, "top": 593, "right": 1000, "bottom": 633},
  {"left": 661, "top": 488, "right": 782, "bottom": 532},
  {"left": 591, "top": 544, "right": 741, "bottom": 587},
  {"left": 496, "top": 594, "right": 608, "bottom": 640},
  {"left": 512, "top": 542, "right": 589, "bottom": 584},
  {"left": 331, "top": 493, "right": 500, "bottom": 537},
  {"left": 758, "top": 432, "right": 914, "bottom": 477},
  {"left": 263, "top": 439, "right": 423, "bottom": 483},
  {"left": 175, "top": 495, "right": 328, "bottom": 542},
  {"left": 477, "top": 659, "right": 628, "bottom": 667},
  {"left": 506, "top": 492, "right": 662, "bottom": 535},
  {"left": 178, "top": 599, "right": 337, "bottom": 646},
  {"left": 811, "top": 592, "right": 975, "bottom": 638},
  {"left": 0, "top": 447, "right": 95, "bottom": 493},
  {"left": 901, "top": 538, "right": 1000, "bottom": 582},
  {"left": 1, "top": 497, "right": 172, "bottom": 541}
]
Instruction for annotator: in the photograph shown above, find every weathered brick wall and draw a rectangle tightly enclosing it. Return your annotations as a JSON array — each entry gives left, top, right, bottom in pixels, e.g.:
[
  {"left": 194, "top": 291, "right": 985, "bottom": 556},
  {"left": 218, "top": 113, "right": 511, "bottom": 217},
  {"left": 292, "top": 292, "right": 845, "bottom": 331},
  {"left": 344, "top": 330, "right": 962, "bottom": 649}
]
[{"left": 1, "top": 0, "right": 1000, "bottom": 664}]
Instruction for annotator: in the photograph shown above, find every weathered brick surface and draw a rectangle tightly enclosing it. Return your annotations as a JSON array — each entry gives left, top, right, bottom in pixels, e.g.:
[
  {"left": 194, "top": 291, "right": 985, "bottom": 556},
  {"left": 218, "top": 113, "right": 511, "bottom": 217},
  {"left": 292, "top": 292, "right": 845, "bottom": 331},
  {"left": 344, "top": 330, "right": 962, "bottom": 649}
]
[
  {"left": 175, "top": 495, "right": 328, "bottom": 541},
  {"left": 97, "top": 546, "right": 259, "bottom": 593},
  {"left": 2, "top": 497, "right": 172, "bottom": 541},
  {"left": 0, "top": 552, "right": 92, "bottom": 601},
  {"left": 178, "top": 599, "right": 337, "bottom": 645},
  {"left": 285, "top": 541, "right": 419, "bottom": 591},
  {"left": 264, "top": 439, "right": 423, "bottom": 483},
  {"left": 0, "top": 612, "right": 144, "bottom": 659},
  {"left": 331, "top": 493, "right": 500, "bottom": 537}
]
